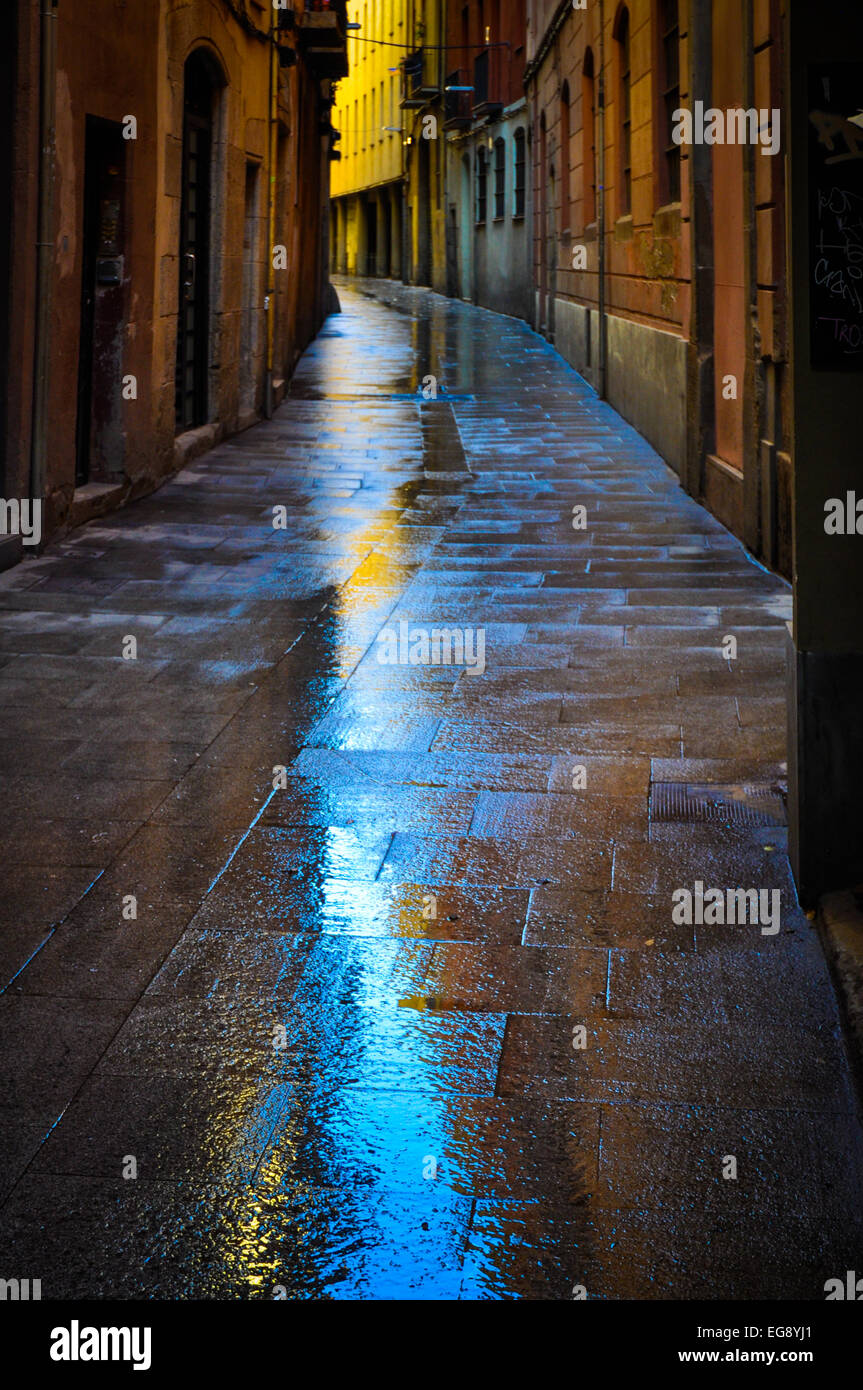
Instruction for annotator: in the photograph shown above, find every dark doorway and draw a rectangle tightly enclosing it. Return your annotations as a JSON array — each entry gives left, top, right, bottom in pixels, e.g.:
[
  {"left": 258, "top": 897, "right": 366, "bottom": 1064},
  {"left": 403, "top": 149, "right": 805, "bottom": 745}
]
[
  {"left": 175, "top": 51, "right": 216, "bottom": 434},
  {"left": 379, "top": 191, "right": 391, "bottom": 277},
  {"left": 417, "top": 135, "right": 432, "bottom": 285},
  {"left": 366, "top": 200, "right": 378, "bottom": 276},
  {"left": 75, "top": 117, "right": 127, "bottom": 486},
  {"left": 546, "top": 161, "right": 556, "bottom": 340}
]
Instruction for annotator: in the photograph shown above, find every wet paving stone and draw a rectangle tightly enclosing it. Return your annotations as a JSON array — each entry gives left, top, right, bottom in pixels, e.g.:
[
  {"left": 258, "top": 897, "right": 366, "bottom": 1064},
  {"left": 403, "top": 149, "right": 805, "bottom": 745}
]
[
  {"left": 0, "top": 995, "right": 131, "bottom": 1111},
  {"left": 96, "top": 995, "right": 506, "bottom": 1100},
  {"left": 379, "top": 831, "right": 614, "bottom": 890},
  {"left": 262, "top": 782, "right": 479, "bottom": 837},
  {"left": 29, "top": 1074, "right": 290, "bottom": 1185},
  {"left": 0, "top": 865, "right": 98, "bottom": 931},
  {"left": 201, "top": 825, "right": 395, "bottom": 915},
  {"left": 10, "top": 895, "right": 200, "bottom": 1000},
  {"left": 144, "top": 928, "right": 314, "bottom": 1002},
  {"left": 595, "top": 1101, "right": 863, "bottom": 1218},
  {"left": 607, "top": 944, "right": 839, "bottom": 1030},
  {"left": 0, "top": 1175, "right": 286, "bottom": 1299},
  {"left": 432, "top": 718, "right": 682, "bottom": 758},
  {"left": 459, "top": 1200, "right": 863, "bottom": 1300},
  {"left": 257, "top": 1091, "right": 599, "bottom": 1204},
  {"left": 497, "top": 1015, "right": 856, "bottom": 1110},
  {"left": 289, "top": 745, "right": 556, "bottom": 791},
  {"left": 459, "top": 1201, "right": 619, "bottom": 1301},
  {"left": 470, "top": 789, "right": 648, "bottom": 841},
  {"left": 0, "top": 817, "right": 139, "bottom": 868},
  {"left": 93, "top": 823, "right": 244, "bottom": 903},
  {"left": 524, "top": 888, "right": 694, "bottom": 951},
  {"left": 194, "top": 878, "right": 529, "bottom": 944},
  {"left": 422, "top": 942, "right": 608, "bottom": 1014},
  {"left": 0, "top": 773, "right": 173, "bottom": 824},
  {"left": 0, "top": 278, "right": 861, "bottom": 1300}
]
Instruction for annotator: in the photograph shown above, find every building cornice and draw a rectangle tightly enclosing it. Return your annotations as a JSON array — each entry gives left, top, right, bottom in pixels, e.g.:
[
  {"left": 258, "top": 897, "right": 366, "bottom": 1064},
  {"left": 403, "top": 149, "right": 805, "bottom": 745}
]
[{"left": 524, "top": 0, "right": 575, "bottom": 89}]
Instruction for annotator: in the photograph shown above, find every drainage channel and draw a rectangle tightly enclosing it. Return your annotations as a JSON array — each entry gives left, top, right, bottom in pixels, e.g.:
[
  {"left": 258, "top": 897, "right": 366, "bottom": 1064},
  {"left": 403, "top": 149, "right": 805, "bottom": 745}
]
[{"left": 420, "top": 398, "right": 472, "bottom": 475}]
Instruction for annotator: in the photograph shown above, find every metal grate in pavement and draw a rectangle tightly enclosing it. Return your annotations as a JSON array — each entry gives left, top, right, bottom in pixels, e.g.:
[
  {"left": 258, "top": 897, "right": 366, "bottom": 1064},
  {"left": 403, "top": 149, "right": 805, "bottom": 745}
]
[{"left": 650, "top": 781, "right": 787, "bottom": 827}]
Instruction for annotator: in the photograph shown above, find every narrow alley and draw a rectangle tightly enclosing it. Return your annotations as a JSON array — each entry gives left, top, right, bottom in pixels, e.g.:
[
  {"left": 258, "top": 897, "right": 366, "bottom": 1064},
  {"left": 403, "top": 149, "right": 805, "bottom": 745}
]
[{"left": 1, "top": 282, "right": 862, "bottom": 1300}]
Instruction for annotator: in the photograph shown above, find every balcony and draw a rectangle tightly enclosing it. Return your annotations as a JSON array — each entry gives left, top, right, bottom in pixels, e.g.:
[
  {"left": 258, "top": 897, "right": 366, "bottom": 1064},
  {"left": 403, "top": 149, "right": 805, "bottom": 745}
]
[
  {"left": 401, "top": 48, "right": 439, "bottom": 108},
  {"left": 472, "top": 47, "right": 504, "bottom": 118},
  {"left": 298, "top": 0, "right": 348, "bottom": 79},
  {"left": 443, "top": 70, "right": 473, "bottom": 129}
]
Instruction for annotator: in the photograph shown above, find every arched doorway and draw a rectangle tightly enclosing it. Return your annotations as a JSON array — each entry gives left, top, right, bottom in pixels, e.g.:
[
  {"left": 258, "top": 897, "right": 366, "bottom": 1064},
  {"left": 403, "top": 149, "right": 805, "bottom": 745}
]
[{"left": 175, "top": 49, "right": 222, "bottom": 433}]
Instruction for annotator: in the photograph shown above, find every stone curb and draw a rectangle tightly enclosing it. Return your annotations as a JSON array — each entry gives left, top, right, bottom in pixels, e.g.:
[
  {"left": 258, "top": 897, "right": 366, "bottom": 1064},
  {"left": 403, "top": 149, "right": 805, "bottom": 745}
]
[{"left": 819, "top": 888, "right": 863, "bottom": 1087}]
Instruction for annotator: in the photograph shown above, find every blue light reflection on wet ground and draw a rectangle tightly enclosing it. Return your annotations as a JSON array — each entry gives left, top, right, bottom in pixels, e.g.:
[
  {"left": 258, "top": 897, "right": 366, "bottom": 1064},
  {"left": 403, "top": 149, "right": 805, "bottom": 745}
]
[{"left": 1, "top": 281, "right": 862, "bottom": 1300}]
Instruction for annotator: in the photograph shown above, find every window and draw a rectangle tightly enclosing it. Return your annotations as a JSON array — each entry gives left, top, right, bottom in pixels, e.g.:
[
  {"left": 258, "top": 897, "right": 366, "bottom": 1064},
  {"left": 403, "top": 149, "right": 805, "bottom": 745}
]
[
  {"left": 657, "top": 0, "right": 681, "bottom": 204},
  {"left": 513, "top": 127, "right": 526, "bottom": 217},
  {"left": 493, "top": 138, "right": 505, "bottom": 218},
  {"left": 616, "top": 5, "right": 632, "bottom": 216},
  {"left": 476, "top": 146, "right": 487, "bottom": 223},
  {"left": 560, "top": 81, "right": 571, "bottom": 230},
  {"left": 582, "top": 50, "right": 596, "bottom": 226}
]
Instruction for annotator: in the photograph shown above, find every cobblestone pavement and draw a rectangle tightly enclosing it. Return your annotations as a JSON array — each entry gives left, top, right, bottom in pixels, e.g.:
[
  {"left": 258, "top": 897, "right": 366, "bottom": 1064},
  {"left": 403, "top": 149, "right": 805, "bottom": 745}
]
[{"left": 1, "top": 279, "right": 861, "bottom": 1300}]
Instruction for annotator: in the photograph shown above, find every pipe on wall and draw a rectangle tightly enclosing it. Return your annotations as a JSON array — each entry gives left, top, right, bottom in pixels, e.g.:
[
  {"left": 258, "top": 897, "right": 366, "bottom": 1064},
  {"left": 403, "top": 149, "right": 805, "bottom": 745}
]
[
  {"left": 30, "top": 0, "right": 58, "bottom": 517},
  {"left": 264, "top": 3, "right": 277, "bottom": 419}
]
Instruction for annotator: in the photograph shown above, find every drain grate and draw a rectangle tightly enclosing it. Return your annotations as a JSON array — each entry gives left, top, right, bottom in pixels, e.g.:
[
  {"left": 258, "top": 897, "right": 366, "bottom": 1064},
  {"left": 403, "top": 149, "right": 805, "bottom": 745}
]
[{"left": 650, "top": 781, "right": 787, "bottom": 827}]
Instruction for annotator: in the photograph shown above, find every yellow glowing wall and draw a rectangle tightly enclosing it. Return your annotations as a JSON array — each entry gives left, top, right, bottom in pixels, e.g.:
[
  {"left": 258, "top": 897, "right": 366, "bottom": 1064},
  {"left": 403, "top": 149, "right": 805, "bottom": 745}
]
[
  {"left": 331, "top": 0, "right": 406, "bottom": 198},
  {"left": 330, "top": 1, "right": 447, "bottom": 290}
]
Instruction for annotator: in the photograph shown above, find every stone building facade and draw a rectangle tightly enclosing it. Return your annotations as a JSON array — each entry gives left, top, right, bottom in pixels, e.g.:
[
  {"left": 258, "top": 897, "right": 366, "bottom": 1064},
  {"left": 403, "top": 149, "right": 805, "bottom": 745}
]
[
  {"left": 1, "top": 0, "right": 345, "bottom": 559},
  {"left": 444, "top": 0, "right": 531, "bottom": 321},
  {"left": 330, "top": 0, "right": 406, "bottom": 279},
  {"left": 399, "top": 0, "right": 448, "bottom": 292},
  {"left": 330, "top": 0, "right": 448, "bottom": 294},
  {"left": 525, "top": 0, "right": 790, "bottom": 576},
  {"left": 329, "top": 1, "right": 789, "bottom": 582}
]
